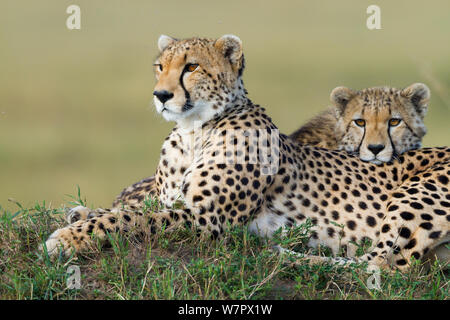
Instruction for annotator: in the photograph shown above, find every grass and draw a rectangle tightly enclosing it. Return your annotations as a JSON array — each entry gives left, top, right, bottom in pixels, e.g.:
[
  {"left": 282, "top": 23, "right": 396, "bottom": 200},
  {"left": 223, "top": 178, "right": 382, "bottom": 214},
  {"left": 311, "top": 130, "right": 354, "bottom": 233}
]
[
  {"left": 1, "top": 0, "right": 450, "bottom": 211},
  {"left": 0, "top": 191, "right": 448, "bottom": 300}
]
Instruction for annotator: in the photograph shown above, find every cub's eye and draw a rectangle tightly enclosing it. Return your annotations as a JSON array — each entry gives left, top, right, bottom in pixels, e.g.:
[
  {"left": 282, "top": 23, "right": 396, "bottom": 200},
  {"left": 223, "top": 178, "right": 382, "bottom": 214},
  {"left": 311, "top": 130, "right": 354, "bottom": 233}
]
[
  {"left": 186, "top": 64, "right": 199, "bottom": 72},
  {"left": 389, "top": 118, "right": 402, "bottom": 127},
  {"left": 154, "top": 64, "right": 163, "bottom": 71},
  {"left": 354, "top": 119, "right": 366, "bottom": 127}
]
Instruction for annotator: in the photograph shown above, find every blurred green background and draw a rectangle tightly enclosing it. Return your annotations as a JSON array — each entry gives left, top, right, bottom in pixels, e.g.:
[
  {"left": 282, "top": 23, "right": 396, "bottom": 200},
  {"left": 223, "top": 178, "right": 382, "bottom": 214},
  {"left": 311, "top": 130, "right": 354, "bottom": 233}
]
[{"left": 1, "top": 0, "right": 449, "bottom": 211}]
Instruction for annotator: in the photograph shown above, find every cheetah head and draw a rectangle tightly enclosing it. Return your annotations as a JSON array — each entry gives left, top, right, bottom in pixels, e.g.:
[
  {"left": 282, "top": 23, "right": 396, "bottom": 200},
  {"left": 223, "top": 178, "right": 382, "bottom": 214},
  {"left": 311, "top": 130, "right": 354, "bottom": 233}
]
[
  {"left": 332, "top": 83, "right": 430, "bottom": 164},
  {"left": 152, "top": 35, "right": 245, "bottom": 130}
]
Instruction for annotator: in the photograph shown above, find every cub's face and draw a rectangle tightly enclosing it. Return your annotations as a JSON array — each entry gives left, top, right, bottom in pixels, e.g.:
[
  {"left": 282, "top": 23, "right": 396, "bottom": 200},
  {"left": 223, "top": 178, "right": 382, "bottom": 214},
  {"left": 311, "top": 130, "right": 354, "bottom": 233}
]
[
  {"left": 152, "top": 35, "right": 244, "bottom": 127},
  {"left": 332, "top": 84, "right": 430, "bottom": 164}
]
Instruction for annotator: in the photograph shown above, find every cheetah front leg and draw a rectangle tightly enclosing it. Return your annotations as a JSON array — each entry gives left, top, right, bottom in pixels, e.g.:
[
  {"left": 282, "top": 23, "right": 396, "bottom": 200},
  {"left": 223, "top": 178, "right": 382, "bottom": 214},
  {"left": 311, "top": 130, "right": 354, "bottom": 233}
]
[{"left": 41, "top": 207, "right": 199, "bottom": 257}]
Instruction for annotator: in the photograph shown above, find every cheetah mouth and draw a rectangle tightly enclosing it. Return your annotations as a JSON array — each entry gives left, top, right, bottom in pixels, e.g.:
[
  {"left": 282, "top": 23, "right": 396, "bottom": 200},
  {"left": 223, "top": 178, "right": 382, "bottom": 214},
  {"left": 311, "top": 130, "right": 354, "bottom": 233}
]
[
  {"left": 371, "top": 159, "right": 383, "bottom": 165},
  {"left": 160, "top": 103, "right": 194, "bottom": 114}
]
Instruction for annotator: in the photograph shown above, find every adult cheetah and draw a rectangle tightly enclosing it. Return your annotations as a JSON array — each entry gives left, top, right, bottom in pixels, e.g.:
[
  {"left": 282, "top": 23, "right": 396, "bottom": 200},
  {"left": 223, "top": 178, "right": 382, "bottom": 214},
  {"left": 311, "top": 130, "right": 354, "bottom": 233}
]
[{"left": 44, "top": 35, "right": 450, "bottom": 271}]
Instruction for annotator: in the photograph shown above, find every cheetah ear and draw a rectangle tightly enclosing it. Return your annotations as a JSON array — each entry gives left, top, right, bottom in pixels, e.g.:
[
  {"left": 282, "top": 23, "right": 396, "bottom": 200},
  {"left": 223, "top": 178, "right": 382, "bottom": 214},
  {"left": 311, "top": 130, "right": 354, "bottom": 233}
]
[
  {"left": 330, "top": 86, "right": 356, "bottom": 113},
  {"left": 400, "top": 83, "right": 430, "bottom": 116},
  {"left": 214, "top": 35, "right": 244, "bottom": 71},
  {"left": 158, "top": 35, "right": 176, "bottom": 52}
]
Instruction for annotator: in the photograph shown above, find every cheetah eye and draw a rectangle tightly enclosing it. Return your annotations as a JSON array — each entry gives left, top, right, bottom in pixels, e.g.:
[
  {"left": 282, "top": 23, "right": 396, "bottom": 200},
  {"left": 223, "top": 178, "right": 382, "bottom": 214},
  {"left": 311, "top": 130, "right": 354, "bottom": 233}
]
[
  {"left": 153, "top": 64, "right": 163, "bottom": 72},
  {"left": 185, "top": 63, "right": 199, "bottom": 72},
  {"left": 354, "top": 119, "right": 365, "bottom": 127},
  {"left": 389, "top": 118, "right": 402, "bottom": 127}
]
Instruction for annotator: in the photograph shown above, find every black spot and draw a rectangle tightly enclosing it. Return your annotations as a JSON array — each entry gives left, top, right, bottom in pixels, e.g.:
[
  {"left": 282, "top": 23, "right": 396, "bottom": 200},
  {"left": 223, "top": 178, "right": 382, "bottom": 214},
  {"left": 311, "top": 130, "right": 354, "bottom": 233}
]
[
  {"left": 392, "top": 192, "right": 405, "bottom": 198},
  {"left": 419, "top": 222, "right": 433, "bottom": 230},
  {"left": 411, "top": 252, "right": 421, "bottom": 260},
  {"left": 396, "top": 259, "right": 407, "bottom": 266},
  {"left": 429, "top": 231, "right": 441, "bottom": 239},
  {"left": 193, "top": 195, "right": 204, "bottom": 202},
  {"left": 422, "top": 198, "right": 434, "bottom": 205},
  {"left": 238, "top": 204, "right": 247, "bottom": 212},
  {"left": 327, "top": 227, "right": 335, "bottom": 237},
  {"left": 399, "top": 227, "right": 411, "bottom": 238},
  {"left": 404, "top": 238, "right": 417, "bottom": 250},
  {"left": 347, "top": 220, "right": 356, "bottom": 230},
  {"left": 331, "top": 211, "right": 339, "bottom": 220},
  {"left": 366, "top": 216, "right": 376, "bottom": 227},
  {"left": 400, "top": 211, "right": 415, "bottom": 220},
  {"left": 409, "top": 202, "right": 424, "bottom": 210},
  {"left": 437, "top": 175, "right": 448, "bottom": 185},
  {"left": 388, "top": 205, "right": 399, "bottom": 212},
  {"left": 372, "top": 187, "right": 381, "bottom": 194},
  {"left": 420, "top": 213, "right": 433, "bottom": 221}
]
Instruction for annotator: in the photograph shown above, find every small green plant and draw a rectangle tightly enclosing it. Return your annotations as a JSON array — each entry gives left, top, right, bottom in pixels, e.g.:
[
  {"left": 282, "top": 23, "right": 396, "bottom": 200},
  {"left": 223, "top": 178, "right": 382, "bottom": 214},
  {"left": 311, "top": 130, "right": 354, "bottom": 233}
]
[{"left": 65, "top": 185, "right": 87, "bottom": 207}]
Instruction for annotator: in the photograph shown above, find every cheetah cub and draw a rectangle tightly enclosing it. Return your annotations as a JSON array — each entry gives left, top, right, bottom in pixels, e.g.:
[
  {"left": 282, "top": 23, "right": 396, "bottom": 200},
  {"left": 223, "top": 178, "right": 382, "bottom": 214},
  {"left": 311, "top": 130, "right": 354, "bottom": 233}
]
[{"left": 290, "top": 84, "right": 430, "bottom": 164}]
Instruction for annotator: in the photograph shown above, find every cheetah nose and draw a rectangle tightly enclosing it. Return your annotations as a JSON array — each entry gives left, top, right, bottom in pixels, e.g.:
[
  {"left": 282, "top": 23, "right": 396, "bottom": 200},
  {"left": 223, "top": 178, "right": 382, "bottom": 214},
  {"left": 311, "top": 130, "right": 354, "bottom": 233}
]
[
  {"left": 153, "top": 90, "right": 174, "bottom": 104},
  {"left": 368, "top": 144, "right": 385, "bottom": 156}
]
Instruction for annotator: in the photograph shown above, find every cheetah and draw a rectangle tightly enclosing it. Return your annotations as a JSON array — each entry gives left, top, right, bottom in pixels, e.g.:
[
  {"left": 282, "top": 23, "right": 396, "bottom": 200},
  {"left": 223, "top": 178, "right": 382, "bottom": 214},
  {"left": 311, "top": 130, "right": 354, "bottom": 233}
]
[
  {"left": 43, "top": 35, "right": 450, "bottom": 271},
  {"left": 290, "top": 83, "right": 430, "bottom": 164},
  {"left": 109, "top": 83, "right": 430, "bottom": 210}
]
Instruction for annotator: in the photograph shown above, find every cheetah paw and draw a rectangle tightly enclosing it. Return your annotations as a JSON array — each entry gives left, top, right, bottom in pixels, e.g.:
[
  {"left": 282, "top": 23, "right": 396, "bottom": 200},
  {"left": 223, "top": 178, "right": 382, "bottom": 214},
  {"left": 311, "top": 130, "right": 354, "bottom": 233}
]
[
  {"left": 66, "top": 206, "right": 92, "bottom": 224},
  {"left": 39, "top": 229, "right": 74, "bottom": 258}
]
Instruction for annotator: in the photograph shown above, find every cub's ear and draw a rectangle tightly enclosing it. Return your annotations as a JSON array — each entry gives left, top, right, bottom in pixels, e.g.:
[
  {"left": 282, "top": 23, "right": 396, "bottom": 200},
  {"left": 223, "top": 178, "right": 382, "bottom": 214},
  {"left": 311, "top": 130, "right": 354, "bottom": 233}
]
[
  {"left": 158, "top": 35, "right": 177, "bottom": 52},
  {"left": 400, "top": 83, "right": 430, "bottom": 116},
  {"left": 330, "top": 86, "right": 356, "bottom": 113},
  {"left": 214, "top": 34, "right": 244, "bottom": 71}
]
